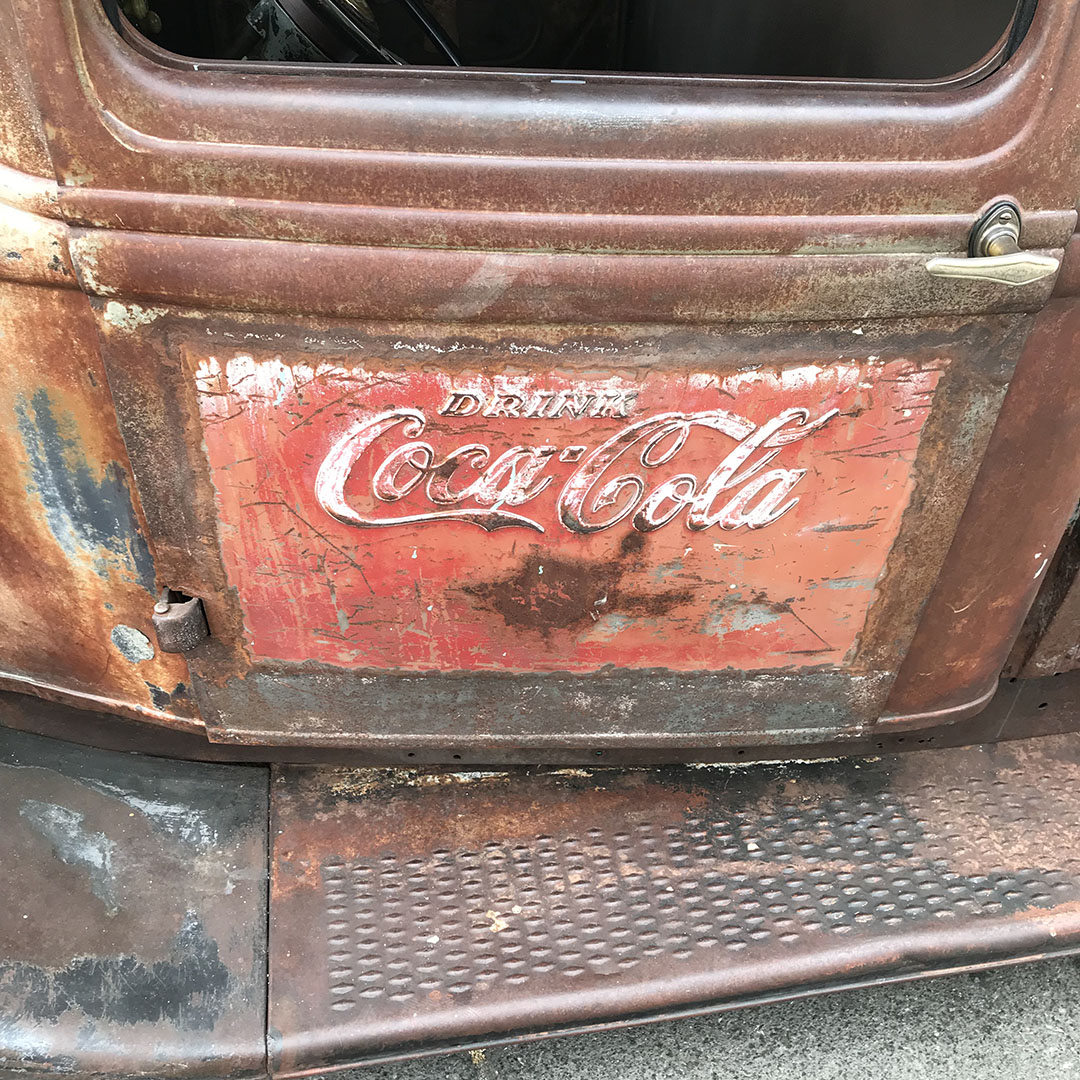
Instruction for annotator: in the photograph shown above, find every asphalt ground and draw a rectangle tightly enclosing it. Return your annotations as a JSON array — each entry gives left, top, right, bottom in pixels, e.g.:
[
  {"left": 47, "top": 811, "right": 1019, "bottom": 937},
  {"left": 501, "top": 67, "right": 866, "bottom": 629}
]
[{"left": 352, "top": 955, "right": 1080, "bottom": 1079}]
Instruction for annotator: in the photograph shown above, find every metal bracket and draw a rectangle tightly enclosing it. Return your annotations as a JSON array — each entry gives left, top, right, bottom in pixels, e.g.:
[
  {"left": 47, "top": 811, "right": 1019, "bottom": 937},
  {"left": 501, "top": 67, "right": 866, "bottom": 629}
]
[{"left": 151, "top": 589, "right": 210, "bottom": 653}]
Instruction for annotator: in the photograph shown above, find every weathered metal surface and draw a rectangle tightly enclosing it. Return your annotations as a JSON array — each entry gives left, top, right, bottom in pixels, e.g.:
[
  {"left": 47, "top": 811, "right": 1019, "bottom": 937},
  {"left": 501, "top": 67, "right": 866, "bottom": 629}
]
[
  {"left": 4, "top": 663, "right": 1080, "bottom": 763},
  {"left": 1052, "top": 231, "right": 1080, "bottom": 298},
  {"left": 0, "top": 725, "right": 268, "bottom": 1077},
  {"left": 152, "top": 592, "right": 211, "bottom": 654},
  {"left": 885, "top": 299, "right": 1080, "bottom": 718},
  {"left": 67, "top": 231, "right": 1065, "bottom": 324},
  {"left": 0, "top": 198, "right": 76, "bottom": 290},
  {"left": 0, "top": 66, "right": 195, "bottom": 734},
  {"left": 90, "top": 310, "right": 1022, "bottom": 752},
  {"left": 55, "top": 195, "right": 1080, "bottom": 257},
  {"left": 1008, "top": 505, "right": 1080, "bottom": 678},
  {"left": 0, "top": 153, "right": 72, "bottom": 292},
  {"left": 5, "top": 711, "right": 1080, "bottom": 1077},
  {"left": 268, "top": 730, "right": 1080, "bottom": 1071},
  {"left": 9, "top": 0, "right": 1080, "bottom": 231},
  {"left": 0, "top": 279, "right": 202, "bottom": 727},
  {"left": 0, "top": 0, "right": 1078, "bottom": 753},
  {"left": 1020, "top": 597, "right": 1080, "bottom": 678}
]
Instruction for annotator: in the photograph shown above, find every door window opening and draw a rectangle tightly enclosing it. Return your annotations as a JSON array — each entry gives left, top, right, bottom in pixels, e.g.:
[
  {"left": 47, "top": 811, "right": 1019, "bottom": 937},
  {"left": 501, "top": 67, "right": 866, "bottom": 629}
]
[{"left": 106, "top": 0, "right": 1036, "bottom": 84}]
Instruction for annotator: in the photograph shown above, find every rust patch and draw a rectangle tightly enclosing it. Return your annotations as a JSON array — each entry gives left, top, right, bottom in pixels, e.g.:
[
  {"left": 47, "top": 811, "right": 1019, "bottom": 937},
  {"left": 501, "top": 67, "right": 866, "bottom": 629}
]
[
  {"left": 269, "top": 733, "right": 1080, "bottom": 1072},
  {"left": 463, "top": 538, "right": 697, "bottom": 638},
  {"left": 0, "top": 281, "right": 198, "bottom": 723}
]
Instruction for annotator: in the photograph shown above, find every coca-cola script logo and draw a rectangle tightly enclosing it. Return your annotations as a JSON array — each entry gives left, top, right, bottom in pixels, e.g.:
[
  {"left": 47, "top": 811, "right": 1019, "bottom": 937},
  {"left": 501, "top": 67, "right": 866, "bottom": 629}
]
[{"left": 315, "top": 389, "right": 839, "bottom": 535}]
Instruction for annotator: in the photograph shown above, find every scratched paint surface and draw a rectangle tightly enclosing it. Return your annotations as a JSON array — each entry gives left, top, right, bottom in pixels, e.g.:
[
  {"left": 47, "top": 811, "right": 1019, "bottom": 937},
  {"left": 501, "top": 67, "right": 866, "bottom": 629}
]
[{"left": 194, "top": 353, "right": 941, "bottom": 672}]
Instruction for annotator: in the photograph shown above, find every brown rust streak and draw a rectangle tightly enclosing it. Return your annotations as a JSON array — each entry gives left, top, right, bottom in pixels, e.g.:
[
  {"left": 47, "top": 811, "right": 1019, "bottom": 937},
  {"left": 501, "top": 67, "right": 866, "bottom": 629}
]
[
  {"left": 0, "top": 0, "right": 52, "bottom": 179},
  {"left": 0, "top": 281, "right": 199, "bottom": 722},
  {"left": 462, "top": 534, "right": 696, "bottom": 639},
  {"left": 273, "top": 767, "right": 713, "bottom": 894}
]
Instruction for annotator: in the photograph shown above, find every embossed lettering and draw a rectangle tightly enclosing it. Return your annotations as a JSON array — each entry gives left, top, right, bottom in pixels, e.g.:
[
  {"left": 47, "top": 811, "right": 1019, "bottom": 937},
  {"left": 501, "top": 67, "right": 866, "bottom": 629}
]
[{"left": 316, "top": 403, "right": 838, "bottom": 536}]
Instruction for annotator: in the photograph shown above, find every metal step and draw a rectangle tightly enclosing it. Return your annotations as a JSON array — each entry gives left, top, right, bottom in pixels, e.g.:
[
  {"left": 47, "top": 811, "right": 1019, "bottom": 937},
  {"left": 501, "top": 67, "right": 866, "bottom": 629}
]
[
  {"left": 6, "top": 722, "right": 1080, "bottom": 1077},
  {"left": 0, "top": 727, "right": 268, "bottom": 1078},
  {"left": 269, "top": 735, "right": 1080, "bottom": 1072}
]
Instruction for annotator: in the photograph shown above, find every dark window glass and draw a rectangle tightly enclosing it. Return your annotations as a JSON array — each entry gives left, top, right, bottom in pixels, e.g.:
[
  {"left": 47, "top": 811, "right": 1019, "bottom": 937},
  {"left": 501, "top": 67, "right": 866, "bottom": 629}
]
[{"left": 112, "top": 0, "right": 1032, "bottom": 82}]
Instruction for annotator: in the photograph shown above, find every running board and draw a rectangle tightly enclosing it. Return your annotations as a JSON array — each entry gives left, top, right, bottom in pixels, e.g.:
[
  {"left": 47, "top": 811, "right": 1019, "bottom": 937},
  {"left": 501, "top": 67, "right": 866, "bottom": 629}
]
[
  {"left": 6, "top": 726, "right": 1080, "bottom": 1076},
  {"left": 0, "top": 727, "right": 268, "bottom": 1078},
  {"left": 268, "top": 733, "right": 1080, "bottom": 1072}
]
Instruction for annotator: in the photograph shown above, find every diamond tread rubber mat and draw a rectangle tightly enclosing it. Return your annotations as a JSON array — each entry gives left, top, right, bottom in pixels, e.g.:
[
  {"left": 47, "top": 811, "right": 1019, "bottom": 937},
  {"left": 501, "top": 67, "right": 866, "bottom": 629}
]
[{"left": 269, "top": 734, "right": 1080, "bottom": 1072}]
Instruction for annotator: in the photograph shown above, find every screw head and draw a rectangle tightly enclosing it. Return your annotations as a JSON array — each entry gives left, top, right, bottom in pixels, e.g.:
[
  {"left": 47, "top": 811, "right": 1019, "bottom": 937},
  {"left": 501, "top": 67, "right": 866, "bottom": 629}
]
[{"left": 154, "top": 601, "right": 170, "bottom": 614}]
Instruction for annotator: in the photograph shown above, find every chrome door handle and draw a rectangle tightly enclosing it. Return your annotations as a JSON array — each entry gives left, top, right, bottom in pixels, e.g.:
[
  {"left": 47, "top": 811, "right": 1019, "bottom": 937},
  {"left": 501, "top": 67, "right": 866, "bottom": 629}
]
[
  {"left": 926, "top": 201, "right": 1060, "bottom": 287},
  {"left": 926, "top": 251, "right": 1060, "bottom": 286}
]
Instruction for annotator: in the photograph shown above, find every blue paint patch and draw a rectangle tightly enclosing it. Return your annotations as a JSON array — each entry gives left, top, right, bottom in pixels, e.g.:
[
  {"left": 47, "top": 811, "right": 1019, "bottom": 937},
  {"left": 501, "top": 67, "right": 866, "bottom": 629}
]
[
  {"left": 824, "top": 577, "right": 875, "bottom": 590},
  {"left": 111, "top": 625, "right": 154, "bottom": 663},
  {"left": 582, "top": 613, "right": 636, "bottom": 641},
  {"left": 15, "top": 390, "right": 155, "bottom": 590},
  {"left": 146, "top": 682, "right": 187, "bottom": 710},
  {"left": 703, "top": 603, "right": 782, "bottom": 637},
  {"left": 650, "top": 559, "right": 684, "bottom": 583}
]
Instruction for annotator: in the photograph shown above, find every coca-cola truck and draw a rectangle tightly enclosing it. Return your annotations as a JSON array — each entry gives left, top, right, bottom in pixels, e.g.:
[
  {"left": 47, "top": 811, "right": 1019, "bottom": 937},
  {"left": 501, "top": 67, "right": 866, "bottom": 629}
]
[{"left": 3, "top": 0, "right": 1080, "bottom": 1073}]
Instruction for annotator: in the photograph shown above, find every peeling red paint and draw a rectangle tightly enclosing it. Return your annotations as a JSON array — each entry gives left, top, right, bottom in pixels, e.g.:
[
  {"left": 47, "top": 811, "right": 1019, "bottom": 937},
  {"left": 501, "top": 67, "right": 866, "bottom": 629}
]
[{"left": 195, "top": 352, "right": 941, "bottom": 673}]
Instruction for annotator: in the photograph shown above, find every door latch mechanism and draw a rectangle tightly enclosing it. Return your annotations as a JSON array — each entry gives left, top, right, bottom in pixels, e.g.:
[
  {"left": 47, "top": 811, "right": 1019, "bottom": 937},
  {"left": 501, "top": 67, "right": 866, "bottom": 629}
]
[{"left": 926, "top": 200, "right": 1060, "bottom": 286}]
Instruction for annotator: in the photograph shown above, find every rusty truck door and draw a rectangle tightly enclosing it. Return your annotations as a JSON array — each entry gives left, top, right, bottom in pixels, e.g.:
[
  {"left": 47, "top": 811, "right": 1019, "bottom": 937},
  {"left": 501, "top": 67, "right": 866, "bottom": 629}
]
[{"left": 4, "top": 0, "right": 1080, "bottom": 759}]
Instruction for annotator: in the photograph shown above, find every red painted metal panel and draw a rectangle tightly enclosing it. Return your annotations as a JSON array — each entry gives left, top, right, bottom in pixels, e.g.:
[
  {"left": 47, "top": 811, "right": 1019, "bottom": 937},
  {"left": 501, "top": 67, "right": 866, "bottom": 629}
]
[{"left": 196, "top": 354, "right": 939, "bottom": 674}]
